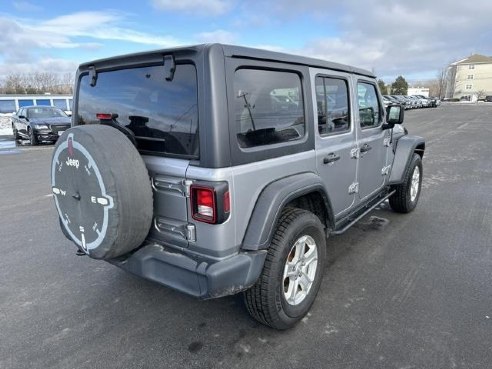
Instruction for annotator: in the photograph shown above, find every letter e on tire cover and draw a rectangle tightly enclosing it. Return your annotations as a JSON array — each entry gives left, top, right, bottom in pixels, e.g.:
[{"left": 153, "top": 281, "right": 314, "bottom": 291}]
[{"left": 51, "top": 125, "right": 153, "bottom": 259}]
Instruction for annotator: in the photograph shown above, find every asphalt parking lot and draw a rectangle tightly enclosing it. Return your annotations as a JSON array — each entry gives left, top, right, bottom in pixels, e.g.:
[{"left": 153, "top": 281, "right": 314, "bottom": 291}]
[{"left": 1, "top": 104, "right": 491, "bottom": 369}]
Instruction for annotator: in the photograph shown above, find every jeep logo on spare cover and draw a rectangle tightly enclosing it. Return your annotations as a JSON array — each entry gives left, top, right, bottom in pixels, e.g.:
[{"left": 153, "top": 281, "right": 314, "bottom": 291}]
[{"left": 51, "top": 44, "right": 424, "bottom": 329}]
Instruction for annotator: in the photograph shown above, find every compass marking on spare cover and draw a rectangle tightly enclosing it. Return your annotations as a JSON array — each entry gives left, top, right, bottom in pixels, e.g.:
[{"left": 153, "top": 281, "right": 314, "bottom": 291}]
[{"left": 51, "top": 132, "right": 114, "bottom": 254}]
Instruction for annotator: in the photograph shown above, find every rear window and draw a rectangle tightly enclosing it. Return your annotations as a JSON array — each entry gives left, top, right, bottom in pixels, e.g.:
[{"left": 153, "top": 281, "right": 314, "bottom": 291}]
[{"left": 77, "top": 64, "right": 199, "bottom": 158}]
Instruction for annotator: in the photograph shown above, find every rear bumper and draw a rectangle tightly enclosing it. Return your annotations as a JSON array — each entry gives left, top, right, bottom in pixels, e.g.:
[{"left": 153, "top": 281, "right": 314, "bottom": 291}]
[{"left": 108, "top": 243, "right": 267, "bottom": 299}]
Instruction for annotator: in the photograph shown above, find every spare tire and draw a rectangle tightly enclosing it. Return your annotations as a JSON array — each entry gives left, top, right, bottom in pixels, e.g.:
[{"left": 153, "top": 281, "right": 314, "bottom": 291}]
[{"left": 51, "top": 125, "right": 153, "bottom": 260}]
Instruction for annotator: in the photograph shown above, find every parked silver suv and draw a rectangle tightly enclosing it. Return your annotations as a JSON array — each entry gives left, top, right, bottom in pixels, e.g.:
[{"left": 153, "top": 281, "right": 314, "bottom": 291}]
[{"left": 51, "top": 44, "right": 425, "bottom": 329}]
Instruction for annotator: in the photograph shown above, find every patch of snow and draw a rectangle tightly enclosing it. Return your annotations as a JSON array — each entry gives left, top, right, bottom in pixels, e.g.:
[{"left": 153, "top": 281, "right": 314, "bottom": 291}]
[
  {"left": 0, "top": 127, "right": 13, "bottom": 136},
  {"left": 0, "top": 116, "right": 13, "bottom": 135}
]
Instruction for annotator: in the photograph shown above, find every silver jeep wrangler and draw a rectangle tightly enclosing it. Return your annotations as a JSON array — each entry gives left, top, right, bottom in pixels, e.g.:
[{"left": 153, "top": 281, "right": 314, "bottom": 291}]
[{"left": 51, "top": 44, "right": 425, "bottom": 329}]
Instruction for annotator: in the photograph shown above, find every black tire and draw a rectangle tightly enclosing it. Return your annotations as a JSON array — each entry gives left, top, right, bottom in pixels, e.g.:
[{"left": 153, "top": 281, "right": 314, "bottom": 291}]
[
  {"left": 29, "top": 128, "right": 38, "bottom": 146},
  {"left": 51, "top": 125, "right": 153, "bottom": 259},
  {"left": 244, "top": 208, "right": 326, "bottom": 330},
  {"left": 12, "top": 126, "right": 20, "bottom": 140},
  {"left": 389, "top": 153, "right": 423, "bottom": 213}
]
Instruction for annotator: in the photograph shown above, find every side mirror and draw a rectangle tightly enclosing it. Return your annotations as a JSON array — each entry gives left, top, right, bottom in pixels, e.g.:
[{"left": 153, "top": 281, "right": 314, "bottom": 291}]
[{"left": 383, "top": 104, "right": 404, "bottom": 130}]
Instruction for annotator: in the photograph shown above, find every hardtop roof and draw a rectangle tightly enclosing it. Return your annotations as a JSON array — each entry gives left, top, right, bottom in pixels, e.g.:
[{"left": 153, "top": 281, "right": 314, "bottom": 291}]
[{"left": 78, "top": 43, "right": 375, "bottom": 78}]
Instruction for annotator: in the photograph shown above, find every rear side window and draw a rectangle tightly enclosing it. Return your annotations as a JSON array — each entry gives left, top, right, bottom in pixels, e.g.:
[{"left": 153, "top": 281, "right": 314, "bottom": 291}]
[
  {"left": 315, "top": 76, "right": 350, "bottom": 135},
  {"left": 234, "top": 69, "right": 305, "bottom": 148},
  {"left": 77, "top": 64, "right": 199, "bottom": 158}
]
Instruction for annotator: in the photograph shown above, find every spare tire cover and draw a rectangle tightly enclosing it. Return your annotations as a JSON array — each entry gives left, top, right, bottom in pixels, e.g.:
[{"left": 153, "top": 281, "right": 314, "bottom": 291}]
[{"left": 51, "top": 125, "right": 153, "bottom": 260}]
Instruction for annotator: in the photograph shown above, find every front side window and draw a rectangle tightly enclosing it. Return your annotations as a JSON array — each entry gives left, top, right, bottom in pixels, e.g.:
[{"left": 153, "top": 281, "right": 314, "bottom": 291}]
[
  {"left": 77, "top": 64, "right": 198, "bottom": 157},
  {"left": 234, "top": 69, "right": 305, "bottom": 148},
  {"left": 315, "top": 76, "right": 350, "bottom": 135},
  {"left": 357, "top": 82, "right": 382, "bottom": 129}
]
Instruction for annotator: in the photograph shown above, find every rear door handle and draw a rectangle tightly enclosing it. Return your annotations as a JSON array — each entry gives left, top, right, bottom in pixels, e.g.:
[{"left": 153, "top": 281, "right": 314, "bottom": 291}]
[
  {"left": 323, "top": 153, "right": 340, "bottom": 164},
  {"left": 360, "top": 143, "right": 372, "bottom": 153}
]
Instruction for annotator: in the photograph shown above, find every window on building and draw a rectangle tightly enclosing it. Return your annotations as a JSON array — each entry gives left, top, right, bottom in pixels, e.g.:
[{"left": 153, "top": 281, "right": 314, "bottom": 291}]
[
  {"left": 18, "top": 100, "right": 34, "bottom": 107},
  {"left": 469, "top": 65, "right": 475, "bottom": 69},
  {"left": 36, "top": 99, "right": 51, "bottom": 106},
  {"left": 467, "top": 75, "right": 474, "bottom": 79},
  {"left": 0, "top": 100, "right": 16, "bottom": 114},
  {"left": 466, "top": 85, "right": 472, "bottom": 90},
  {"left": 53, "top": 99, "right": 67, "bottom": 110}
]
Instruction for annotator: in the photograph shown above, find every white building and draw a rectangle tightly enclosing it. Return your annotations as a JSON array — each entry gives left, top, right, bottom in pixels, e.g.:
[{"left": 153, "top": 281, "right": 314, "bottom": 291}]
[
  {"left": 408, "top": 88, "right": 430, "bottom": 97},
  {"left": 0, "top": 94, "right": 72, "bottom": 116},
  {"left": 445, "top": 54, "right": 492, "bottom": 100}
]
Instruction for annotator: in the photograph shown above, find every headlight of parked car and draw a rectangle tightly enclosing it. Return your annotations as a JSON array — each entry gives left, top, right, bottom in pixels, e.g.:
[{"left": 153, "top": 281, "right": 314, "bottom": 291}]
[{"left": 33, "top": 124, "right": 49, "bottom": 130}]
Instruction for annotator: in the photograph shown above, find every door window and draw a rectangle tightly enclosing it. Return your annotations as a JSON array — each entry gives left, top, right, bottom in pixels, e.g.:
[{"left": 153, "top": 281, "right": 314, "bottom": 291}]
[
  {"left": 357, "top": 82, "right": 382, "bottom": 129},
  {"left": 315, "top": 76, "right": 350, "bottom": 136}
]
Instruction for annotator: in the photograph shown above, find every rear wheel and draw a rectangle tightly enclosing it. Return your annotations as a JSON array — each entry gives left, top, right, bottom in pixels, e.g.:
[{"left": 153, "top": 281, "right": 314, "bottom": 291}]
[
  {"left": 389, "top": 153, "right": 423, "bottom": 213},
  {"left": 244, "top": 208, "right": 326, "bottom": 330}
]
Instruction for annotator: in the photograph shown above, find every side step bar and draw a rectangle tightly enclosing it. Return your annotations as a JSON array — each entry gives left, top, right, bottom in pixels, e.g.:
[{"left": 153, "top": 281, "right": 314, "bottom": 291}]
[{"left": 331, "top": 190, "right": 395, "bottom": 235}]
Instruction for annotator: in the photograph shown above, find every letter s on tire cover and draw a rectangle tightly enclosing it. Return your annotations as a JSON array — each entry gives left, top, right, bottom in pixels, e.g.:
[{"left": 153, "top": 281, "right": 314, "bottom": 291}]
[{"left": 51, "top": 125, "right": 153, "bottom": 260}]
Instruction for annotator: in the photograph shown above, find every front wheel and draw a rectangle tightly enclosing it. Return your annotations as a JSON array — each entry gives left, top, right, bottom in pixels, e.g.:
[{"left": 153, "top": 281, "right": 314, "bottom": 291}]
[
  {"left": 29, "top": 128, "right": 38, "bottom": 146},
  {"left": 244, "top": 208, "right": 326, "bottom": 330},
  {"left": 12, "top": 126, "right": 20, "bottom": 140},
  {"left": 389, "top": 153, "right": 423, "bottom": 213}
]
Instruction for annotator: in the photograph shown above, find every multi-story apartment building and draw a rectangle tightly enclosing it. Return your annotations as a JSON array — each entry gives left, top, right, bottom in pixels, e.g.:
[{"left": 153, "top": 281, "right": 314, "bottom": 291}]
[{"left": 445, "top": 54, "right": 492, "bottom": 100}]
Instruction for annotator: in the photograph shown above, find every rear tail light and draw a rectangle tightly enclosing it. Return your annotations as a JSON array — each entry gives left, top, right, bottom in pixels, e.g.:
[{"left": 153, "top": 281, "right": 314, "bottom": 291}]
[
  {"left": 96, "top": 113, "right": 118, "bottom": 120},
  {"left": 96, "top": 113, "right": 113, "bottom": 120},
  {"left": 190, "top": 183, "right": 230, "bottom": 224}
]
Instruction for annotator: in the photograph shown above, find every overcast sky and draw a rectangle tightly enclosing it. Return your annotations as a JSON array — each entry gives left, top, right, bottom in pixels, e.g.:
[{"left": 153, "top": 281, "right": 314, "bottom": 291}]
[{"left": 1, "top": 0, "right": 491, "bottom": 82}]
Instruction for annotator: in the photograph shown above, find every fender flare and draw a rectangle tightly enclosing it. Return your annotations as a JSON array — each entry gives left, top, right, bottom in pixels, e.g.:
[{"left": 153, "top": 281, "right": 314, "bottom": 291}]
[
  {"left": 388, "top": 135, "right": 425, "bottom": 185},
  {"left": 241, "top": 172, "right": 334, "bottom": 251}
]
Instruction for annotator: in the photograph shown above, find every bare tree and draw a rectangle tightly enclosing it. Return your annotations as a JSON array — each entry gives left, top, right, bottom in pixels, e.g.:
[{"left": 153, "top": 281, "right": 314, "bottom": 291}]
[
  {"left": 59, "top": 72, "right": 74, "bottom": 94},
  {"left": 436, "top": 67, "right": 447, "bottom": 99},
  {"left": 0, "top": 71, "right": 75, "bottom": 94},
  {"left": 2, "top": 73, "right": 27, "bottom": 94},
  {"left": 477, "top": 89, "right": 486, "bottom": 101}
]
